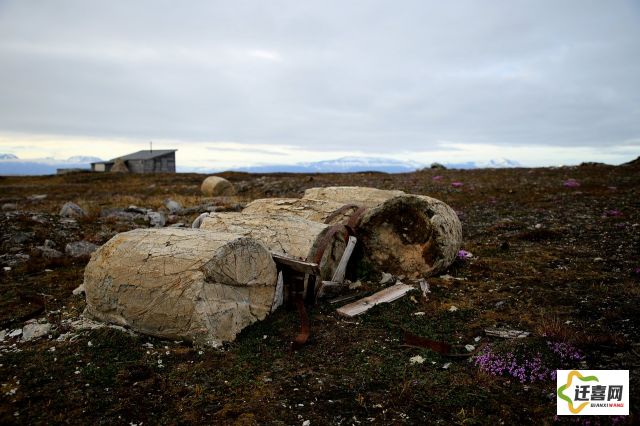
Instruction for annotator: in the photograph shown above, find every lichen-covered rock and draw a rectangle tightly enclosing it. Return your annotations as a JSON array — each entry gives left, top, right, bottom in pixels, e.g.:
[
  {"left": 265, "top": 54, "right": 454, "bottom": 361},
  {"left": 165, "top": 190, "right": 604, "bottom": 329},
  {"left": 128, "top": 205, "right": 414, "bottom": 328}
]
[
  {"left": 83, "top": 228, "right": 277, "bottom": 347},
  {"left": 65, "top": 241, "right": 99, "bottom": 258},
  {"left": 201, "top": 176, "right": 236, "bottom": 196},
  {"left": 60, "top": 202, "right": 86, "bottom": 218}
]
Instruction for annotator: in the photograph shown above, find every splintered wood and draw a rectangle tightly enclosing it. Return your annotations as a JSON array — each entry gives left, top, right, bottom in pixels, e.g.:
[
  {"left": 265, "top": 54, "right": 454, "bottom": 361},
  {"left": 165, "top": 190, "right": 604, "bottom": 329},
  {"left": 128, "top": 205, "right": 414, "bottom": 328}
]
[{"left": 336, "top": 283, "right": 415, "bottom": 317}]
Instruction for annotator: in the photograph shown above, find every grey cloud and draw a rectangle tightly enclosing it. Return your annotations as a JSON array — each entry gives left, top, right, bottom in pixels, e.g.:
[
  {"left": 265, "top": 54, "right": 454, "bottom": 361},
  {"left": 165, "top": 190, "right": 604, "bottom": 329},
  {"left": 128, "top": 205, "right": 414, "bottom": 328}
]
[{"left": 0, "top": 0, "right": 638, "bottom": 153}]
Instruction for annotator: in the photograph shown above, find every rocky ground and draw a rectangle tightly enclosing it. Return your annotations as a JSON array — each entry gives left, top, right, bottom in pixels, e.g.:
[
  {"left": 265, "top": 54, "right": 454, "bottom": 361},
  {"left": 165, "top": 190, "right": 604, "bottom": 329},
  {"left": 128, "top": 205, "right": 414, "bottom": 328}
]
[{"left": 0, "top": 161, "right": 639, "bottom": 425}]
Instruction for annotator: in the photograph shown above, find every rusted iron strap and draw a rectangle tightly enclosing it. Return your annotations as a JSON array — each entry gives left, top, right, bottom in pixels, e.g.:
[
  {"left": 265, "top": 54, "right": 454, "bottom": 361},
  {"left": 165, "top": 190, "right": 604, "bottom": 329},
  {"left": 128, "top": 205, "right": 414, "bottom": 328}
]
[
  {"left": 291, "top": 294, "right": 310, "bottom": 350},
  {"left": 312, "top": 224, "right": 349, "bottom": 265},
  {"left": 403, "top": 331, "right": 452, "bottom": 354},
  {"left": 324, "top": 204, "right": 360, "bottom": 225},
  {"left": 402, "top": 331, "right": 481, "bottom": 358},
  {"left": 346, "top": 207, "right": 368, "bottom": 234}
]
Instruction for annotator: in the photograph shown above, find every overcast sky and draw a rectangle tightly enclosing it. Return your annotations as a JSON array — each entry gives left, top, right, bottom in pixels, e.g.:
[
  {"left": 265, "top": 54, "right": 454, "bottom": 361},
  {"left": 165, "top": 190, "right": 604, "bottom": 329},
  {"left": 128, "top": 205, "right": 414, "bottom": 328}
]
[{"left": 0, "top": 0, "right": 639, "bottom": 169}]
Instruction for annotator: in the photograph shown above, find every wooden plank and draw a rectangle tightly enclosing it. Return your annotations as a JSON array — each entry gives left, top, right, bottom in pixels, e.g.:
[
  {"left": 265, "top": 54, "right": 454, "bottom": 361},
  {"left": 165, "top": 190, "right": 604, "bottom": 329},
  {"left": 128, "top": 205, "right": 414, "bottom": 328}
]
[
  {"left": 270, "top": 252, "right": 321, "bottom": 275},
  {"left": 331, "top": 236, "right": 357, "bottom": 283},
  {"left": 336, "top": 283, "right": 415, "bottom": 317}
]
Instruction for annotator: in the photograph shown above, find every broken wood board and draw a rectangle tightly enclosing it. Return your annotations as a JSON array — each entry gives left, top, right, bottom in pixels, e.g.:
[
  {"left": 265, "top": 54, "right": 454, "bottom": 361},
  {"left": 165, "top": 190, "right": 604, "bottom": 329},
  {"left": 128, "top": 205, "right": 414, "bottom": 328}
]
[
  {"left": 271, "top": 252, "right": 321, "bottom": 276},
  {"left": 484, "top": 328, "right": 531, "bottom": 339},
  {"left": 336, "top": 283, "right": 414, "bottom": 317}
]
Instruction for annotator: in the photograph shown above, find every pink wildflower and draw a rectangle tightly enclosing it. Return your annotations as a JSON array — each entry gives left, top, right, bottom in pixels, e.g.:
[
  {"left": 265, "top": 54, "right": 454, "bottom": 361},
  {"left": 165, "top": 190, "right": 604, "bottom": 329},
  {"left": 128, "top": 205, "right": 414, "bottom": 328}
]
[{"left": 563, "top": 179, "right": 580, "bottom": 188}]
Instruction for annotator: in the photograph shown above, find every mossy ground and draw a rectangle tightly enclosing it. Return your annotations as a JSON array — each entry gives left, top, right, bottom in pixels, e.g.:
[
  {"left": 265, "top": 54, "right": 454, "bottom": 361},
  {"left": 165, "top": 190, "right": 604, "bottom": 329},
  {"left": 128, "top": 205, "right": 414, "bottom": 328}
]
[{"left": 0, "top": 164, "right": 638, "bottom": 424}]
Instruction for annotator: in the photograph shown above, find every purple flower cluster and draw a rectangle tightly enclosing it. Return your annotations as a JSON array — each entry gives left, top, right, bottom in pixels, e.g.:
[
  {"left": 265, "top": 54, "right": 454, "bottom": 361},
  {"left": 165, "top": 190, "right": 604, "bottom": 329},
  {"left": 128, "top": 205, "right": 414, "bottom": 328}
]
[
  {"left": 457, "top": 249, "right": 473, "bottom": 260},
  {"left": 604, "top": 209, "right": 623, "bottom": 217},
  {"left": 473, "top": 340, "right": 585, "bottom": 383},
  {"left": 547, "top": 341, "right": 584, "bottom": 362},
  {"left": 451, "top": 181, "right": 464, "bottom": 188},
  {"left": 473, "top": 348, "right": 553, "bottom": 383}
]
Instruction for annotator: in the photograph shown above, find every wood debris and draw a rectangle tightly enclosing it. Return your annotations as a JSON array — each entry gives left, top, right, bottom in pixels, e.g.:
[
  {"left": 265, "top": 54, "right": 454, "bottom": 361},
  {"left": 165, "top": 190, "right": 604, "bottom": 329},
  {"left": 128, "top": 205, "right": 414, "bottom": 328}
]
[{"left": 336, "top": 283, "right": 414, "bottom": 317}]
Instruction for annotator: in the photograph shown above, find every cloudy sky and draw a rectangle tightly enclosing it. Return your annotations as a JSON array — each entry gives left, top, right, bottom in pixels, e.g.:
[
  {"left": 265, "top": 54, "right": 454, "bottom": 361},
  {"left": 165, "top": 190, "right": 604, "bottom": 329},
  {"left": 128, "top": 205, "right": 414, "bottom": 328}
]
[{"left": 0, "top": 0, "right": 639, "bottom": 170}]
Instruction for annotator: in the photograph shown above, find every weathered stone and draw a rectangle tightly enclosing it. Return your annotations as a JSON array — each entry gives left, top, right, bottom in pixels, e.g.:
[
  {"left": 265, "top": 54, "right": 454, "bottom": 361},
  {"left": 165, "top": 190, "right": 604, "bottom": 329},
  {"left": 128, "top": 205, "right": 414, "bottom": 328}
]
[
  {"left": 9, "top": 231, "right": 34, "bottom": 245},
  {"left": 110, "top": 158, "right": 129, "bottom": 172},
  {"left": 2, "top": 203, "right": 18, "bottom": 211},
  {"left": 60, "top": 202, "right": 86, "bottom": 218},
  {"left": 65, "top": 241, "right": 99, "bottom": 258},
  {"left": 201, "top": 176, "right": 236, "bottom": 196},
  {"left": 165, "top": 199, "right": 182, "bottom": 214},
  {"left": 83, "top": 228, "right": 278, "bottom": 347},
  {"left": 37, "top": 246, "right": 64, "bottom": 259},
  {"left": 21, "top": 320, "right": 52, "bottom": 341},
  {"left": 147, "top": 211, "right": 166, "bottom": 227}
]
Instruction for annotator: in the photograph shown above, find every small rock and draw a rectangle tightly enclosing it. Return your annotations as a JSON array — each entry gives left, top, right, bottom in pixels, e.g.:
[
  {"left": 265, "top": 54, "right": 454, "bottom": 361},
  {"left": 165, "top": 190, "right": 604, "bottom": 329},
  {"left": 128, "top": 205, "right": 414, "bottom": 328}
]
[
  {"left": 3, "top": 267, "right": 10, "bottom": 272},
  {"left": 412, "top": 312, "right": 426, "bottom": 316},
  {"left": 448, "top": 305, "right": 458, "bottom": 312},
  {"left": 302, "top": 421, "right": 311, "bottom": 426},
  {"left": 22, "top": 320, "right": 52, "bottom": 341},
  {"left": 191, "top": 212, "right": 209, "bottom": 229},
  {"left": 65, "top": 241, "right": 99, "bottom": 258},
  {"left": 442, "top": 362, "right": 451, "bottom": 369},
  {"left": 9, "top": 232, "right": 34, "bottom": 245},
  {"left": 125, "top": 205, "right": 148, "bottom": 215},
  {"left": 9, "top": 328, "right": 22, "bottom": 338},
  {"left": 27, "top": 194, "right": 47, "bottom": 201},
  {"left": 418, "top": 279, "right": 430, "bottom": 298},
  {"left": 164, "top": 199, "right": 182, "bottom": 214},
  {"left": 59, "top": 202, "right": 86, "bottom": 218},
  {"left": 37, "top": 246, "right": 63, "bottom": 259},
  {"left": 72, "top": 284, "right": 86, "bottom": 296},
  {"left": 2, "top": 203, "right": 18, "bottom": 211},
  {"left": 0, "top": 330, "right": 6, "bottom": 341},
  {"left": 348, "top": 281, "right": 362, "bottom": 290},
  {"left": 465, "top": 344, "right": 475, "bottom": 352},
  {"left": 495, "top": 300, "right": 506, "bottom": 308},
  {"left": 147, "top": 211, "right": 166, "bottom": 228},
  {"left": 44, "top": 239, "right": 56, "bottom": 249},
  {"left": 380, "top": 272, "right": 393, "bottom": 284},
  {"left": 409, "top": 355, "right": 425, "bottom": 364}
]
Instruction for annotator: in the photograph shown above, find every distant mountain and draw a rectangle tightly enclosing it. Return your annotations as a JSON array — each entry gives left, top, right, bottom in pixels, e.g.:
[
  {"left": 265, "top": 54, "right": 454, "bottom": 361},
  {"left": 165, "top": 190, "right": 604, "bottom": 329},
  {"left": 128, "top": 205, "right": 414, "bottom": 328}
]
[
  {"left": 481, "top": 158, "right": 521, "bottom": 168},
  {"left": 0, "top": 154, "right": 103, "bottom": 175},
  {"left": 65, "top": 156, "right": 102, "bottom": 163},
  {"left": 237, "top": 156, "right": 423, "bottom": 173}
]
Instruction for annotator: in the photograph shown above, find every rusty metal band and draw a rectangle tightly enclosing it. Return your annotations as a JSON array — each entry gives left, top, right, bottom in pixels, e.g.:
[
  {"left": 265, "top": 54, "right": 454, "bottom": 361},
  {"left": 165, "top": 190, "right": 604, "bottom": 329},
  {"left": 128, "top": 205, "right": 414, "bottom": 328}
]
[
  {"left": 291, "top": 294, "right": 310, "bottom": 350},
  {"left": 323, "top": 204, "right": 361, "bottom": 225},
  {"left": 312, "top": 223, "right": 349, "bottom": 265},
  {"left": 346, "top": 206, "right": 368, "bottom": 234}
]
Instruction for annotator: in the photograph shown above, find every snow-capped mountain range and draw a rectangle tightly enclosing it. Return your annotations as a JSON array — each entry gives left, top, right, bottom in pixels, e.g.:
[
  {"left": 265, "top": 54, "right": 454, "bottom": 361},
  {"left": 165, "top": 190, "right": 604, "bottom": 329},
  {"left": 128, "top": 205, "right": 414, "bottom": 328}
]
[
  {"left": 235, "top": 156, "right": 521, "bottom": 173},
  {"left": 0, "top": 153, "right": 522, "bottom": 175},
  {"left": 0, "top": 154, "right": 103, "bottom": 175}
]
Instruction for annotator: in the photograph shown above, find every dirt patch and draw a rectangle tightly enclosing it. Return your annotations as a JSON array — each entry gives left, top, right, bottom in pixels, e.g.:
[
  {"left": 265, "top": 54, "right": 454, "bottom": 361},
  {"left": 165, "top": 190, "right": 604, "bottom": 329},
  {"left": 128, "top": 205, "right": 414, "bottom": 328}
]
[{"left": 0, "top": 166, "right": 638, "bottom": 424}]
